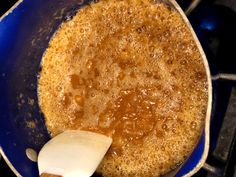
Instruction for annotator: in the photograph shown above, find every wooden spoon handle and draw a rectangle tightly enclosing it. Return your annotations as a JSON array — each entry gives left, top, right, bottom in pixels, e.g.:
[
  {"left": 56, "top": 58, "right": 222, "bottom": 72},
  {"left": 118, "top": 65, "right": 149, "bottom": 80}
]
[{"left": 40, "top": 173, "right": 62, "bottom": 177}]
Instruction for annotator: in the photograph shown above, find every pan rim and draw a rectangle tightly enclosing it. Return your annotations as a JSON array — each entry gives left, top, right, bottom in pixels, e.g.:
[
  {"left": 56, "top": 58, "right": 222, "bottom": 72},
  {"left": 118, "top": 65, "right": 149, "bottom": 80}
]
[
  {"left": 169, "top": 0, "right": 212, "bottom": 176},
  {"left": 0, "top": 147, "right": 22, "bottom": 177}
]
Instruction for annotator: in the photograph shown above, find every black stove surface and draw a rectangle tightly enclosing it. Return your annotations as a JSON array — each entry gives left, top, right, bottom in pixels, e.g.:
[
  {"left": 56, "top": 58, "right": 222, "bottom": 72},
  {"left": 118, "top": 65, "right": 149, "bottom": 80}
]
[
  {"left": 0, "top": 0, "right": 18, "bottom": 17},
  {"left": 0, "top": 0, "right": 236, "bottom": 177},
  {"left": 185, "top": 0, "right": 236, "bottom": 176}
]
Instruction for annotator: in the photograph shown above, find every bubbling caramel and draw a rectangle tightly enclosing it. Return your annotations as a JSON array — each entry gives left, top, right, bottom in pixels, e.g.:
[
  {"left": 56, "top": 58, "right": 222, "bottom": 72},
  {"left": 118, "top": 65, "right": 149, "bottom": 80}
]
[{"left": 38, "top": 0, "right": 208, "bottom": 176}]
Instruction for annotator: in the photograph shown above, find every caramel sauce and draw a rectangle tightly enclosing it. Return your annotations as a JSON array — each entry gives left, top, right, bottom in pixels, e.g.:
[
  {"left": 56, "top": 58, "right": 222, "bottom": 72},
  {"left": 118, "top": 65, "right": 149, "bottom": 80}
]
[
  {"left": 39, "top": 0, "right": 208, "bottom": 176},
  {"left": 97, "top": 88, "right": 158, "bottom": 155},
  {"left": 63, "top": 73, "right": 166, "bottom": 156}
]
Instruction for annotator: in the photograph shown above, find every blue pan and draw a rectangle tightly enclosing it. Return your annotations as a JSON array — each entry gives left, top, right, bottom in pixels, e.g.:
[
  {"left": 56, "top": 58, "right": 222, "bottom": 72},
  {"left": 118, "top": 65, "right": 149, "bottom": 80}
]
[{"left": 0, "top": 0, "right": 212, "bottom": 176}]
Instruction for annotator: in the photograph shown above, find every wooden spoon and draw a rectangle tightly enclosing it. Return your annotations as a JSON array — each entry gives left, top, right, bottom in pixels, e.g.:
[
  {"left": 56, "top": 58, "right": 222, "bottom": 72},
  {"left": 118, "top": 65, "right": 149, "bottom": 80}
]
[{"left": 38, "top": 130, "right": 112, "bottom": 177}]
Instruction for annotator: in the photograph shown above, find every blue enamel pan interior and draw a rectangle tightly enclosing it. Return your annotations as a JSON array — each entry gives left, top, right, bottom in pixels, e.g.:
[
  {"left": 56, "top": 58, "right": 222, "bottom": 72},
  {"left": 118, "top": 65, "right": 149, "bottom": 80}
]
[{"left": 0, "top": 0, "right": 207, "bottom": 176}]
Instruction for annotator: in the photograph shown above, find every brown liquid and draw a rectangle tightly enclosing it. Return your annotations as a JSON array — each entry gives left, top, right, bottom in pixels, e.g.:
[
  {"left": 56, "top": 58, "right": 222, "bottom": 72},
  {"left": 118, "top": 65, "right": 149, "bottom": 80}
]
[{"left": 38, "top": 0, "right": 208, "bottom": 176}]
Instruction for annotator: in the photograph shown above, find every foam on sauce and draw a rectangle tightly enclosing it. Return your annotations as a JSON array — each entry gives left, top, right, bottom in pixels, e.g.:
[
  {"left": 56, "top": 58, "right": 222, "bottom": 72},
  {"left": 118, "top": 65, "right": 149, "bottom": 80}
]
[{"left": 38, "top": 0, "right": 208, "bottom": 176}]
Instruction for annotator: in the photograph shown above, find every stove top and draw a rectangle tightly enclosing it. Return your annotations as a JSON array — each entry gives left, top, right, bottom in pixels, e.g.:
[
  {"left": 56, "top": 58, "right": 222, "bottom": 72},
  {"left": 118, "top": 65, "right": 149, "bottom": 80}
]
[
  {"left": 0, "top": 0, "right": 235, "bottom": 176},
  {"left": 184, "top": 1, "right": 236, "bottom": 176}
]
